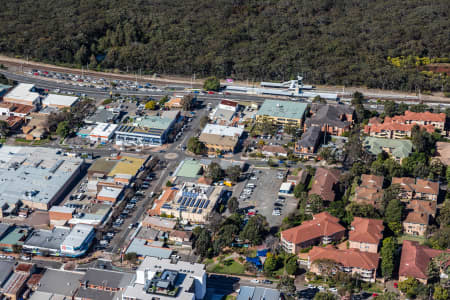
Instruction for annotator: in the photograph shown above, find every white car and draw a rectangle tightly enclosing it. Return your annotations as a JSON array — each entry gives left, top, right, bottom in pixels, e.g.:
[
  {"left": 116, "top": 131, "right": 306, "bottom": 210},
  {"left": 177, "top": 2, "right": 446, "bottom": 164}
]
[
  {"left": 307, "top": 284, "right": 316, "bottom": 289},
  {"left": 250, "top": 279, "right": 260, "bottom": 284},
  {"left": 328, "top": 287, "right": 338, "bottom": 293}
]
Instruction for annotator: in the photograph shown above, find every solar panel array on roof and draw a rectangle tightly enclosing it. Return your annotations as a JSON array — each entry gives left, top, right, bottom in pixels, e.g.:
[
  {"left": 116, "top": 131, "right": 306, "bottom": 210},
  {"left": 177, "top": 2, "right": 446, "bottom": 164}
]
[
  {"left": 199, "top": 199, "right": 205, "bottom": 208},
  {"left": 192, "top": 208, "right": 197, "bottom": 213},
  {"left": 198, "top": 209, "right": 202, "bottom": 214},
  {"left": 203, "top": 200, "right": 211, "bottom": 209},
  {"left": 194, "top": 199, "right": 201, "bottom": 207}
]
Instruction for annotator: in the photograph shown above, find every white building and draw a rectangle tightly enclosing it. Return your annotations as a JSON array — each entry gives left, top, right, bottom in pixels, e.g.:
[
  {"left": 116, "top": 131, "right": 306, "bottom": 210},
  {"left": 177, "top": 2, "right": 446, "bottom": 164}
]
[
  {"left": 3, "top": 83, "right": 40, "bottom": 106},
  {"left": 60, "top": 224, "right": 95, "bottom": 257},
  {"left": 42, "top": 94, "right": 79, "bottom": 108},
  {"left": 218, "top": 99, "right": 238, "bottom": 112},
  {"left": 122, "top": 257, "right": 207, "bottom": 300},
  {"left": 89, "top": 123, "right": 118, "bottom": 143}
]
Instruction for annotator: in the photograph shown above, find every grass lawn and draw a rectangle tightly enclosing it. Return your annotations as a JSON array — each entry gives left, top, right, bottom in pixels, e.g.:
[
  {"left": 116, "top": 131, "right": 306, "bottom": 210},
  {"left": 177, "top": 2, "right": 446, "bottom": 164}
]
[
  {"left": 398, "top": 234, "right": 426, "bottom": 245},
  {"left": 207, "top": 259, "right": 245, "bottom": 275},
  {"left": 306, "top": 175, "right": 314, "bottom": 190},
  {"left": 32, "top": 138, "right": 50, "bottom": 145},
  {"left": 0, "top": 138, "right": 5, "bottom": 144},
  {"left": 15, "top": 137, "right": 32, "bottom": 143}
]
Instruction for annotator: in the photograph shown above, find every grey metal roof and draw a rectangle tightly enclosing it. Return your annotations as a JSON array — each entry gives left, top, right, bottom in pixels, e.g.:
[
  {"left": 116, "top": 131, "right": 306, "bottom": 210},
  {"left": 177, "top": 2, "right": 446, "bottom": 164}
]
[
  {"left": 76, "top": 287, "right": 118, "bottom": 300},
  {"left": 0, "top": 223, "right": 11, "bottom": 239},
  {"left": 37, "top": 269, "right": 84, "bottom": 297},
  {"left": 297, "top": 126, "right": 321, "bottom": 148},
  {"left": 81, "top": 268, "right": 133, "bottom": 289},
  {"left": 0, "top": 261, "right": 14, "bottom": 287},
  {"left": 237, "top": 286, "right": 280, "bottom": 300},
  {"left": 125, "top": 238, "right": 173, "bottom": 258},
  {"left": 305, "top": 104, "right": 353, "bottom": 128},
  {"left": 24, "top": 227, "right": 70, "bottom": 251}
]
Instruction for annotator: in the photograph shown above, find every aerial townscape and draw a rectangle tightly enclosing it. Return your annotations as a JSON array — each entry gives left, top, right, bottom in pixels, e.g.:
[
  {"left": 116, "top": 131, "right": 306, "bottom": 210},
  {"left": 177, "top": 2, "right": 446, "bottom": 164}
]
[{"left": 0, "top": 1, "right": 449, "bottom": 300}]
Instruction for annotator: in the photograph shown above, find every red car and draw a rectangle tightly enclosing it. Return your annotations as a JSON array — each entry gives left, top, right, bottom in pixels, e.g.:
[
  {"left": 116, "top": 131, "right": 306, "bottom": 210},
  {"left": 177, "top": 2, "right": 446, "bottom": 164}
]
[
  {"left": 207, "top": 91, "right": 215, "bottom": 94},
  {"left": 394, "top": 282, "right": 398, "bottom": 288},
  {"left": 372, "top": 293, "right": 378, "bottom": 297}
]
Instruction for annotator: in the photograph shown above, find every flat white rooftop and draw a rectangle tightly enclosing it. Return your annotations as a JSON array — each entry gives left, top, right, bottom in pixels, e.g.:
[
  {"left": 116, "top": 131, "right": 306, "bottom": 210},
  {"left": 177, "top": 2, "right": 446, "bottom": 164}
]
[
  {"left": 201, "top": 124, "right": 243, "bottom": 137},
  {"left": 97, "top": 186, "right": 122, "bottom": 199},
  {"left": 89, "top": 122, "right": 118, "bottom": 138},
  {"left": 5, "top": 83, "right": 40, "bottom": 103},
  {"left": 42, "top": 94, "right": 79, "bottom": 107},
  {"left": 0, "top": 146, "right": 83, "bottom": 208},
  {"left": 61, "top": 224, "right": 94, "bottom": 248}
]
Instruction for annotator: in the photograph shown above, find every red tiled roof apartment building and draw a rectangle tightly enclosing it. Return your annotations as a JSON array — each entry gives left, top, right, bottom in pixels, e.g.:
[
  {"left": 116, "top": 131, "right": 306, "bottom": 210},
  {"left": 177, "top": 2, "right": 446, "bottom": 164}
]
[
  {"left": 364, "top": 110, "right": 447, "bottom": 138},
  {"left": 399, "top": 240, "right": 450, "bottom": 284},
  {"left": 308, "top": 246, "right": 380, "bottom": 282},
  {"left": 309, "top": 168, "right": 340, "bottom": 202},
  {"left": 281, "top": 212, "right": 345, "bottom": 254},
  {"left": 353, "top": 174, "right": 384, "bottom": 208},
  {"left": 349, "top": 217, "right": 384, "bottom": 253},
  {"left": 392, "top": 177, "right": 439, "bottom": 202}
]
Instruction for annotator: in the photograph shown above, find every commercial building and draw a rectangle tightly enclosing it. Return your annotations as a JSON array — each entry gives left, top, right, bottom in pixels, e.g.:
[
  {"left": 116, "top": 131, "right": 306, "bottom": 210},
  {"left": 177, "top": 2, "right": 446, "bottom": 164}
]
[
  {"left": 23, "top": 226, "right": 70, "bottom": 256},
  {"left": 256, "top": 100, "right": 307, "bottom": 126},
  {"left": 353, "top": 174, "right": 384, "bottom": 208},
  {"left": 173, "top": 159, "right": 203, "bottom": 179},
  {"left": 199, "top": 124, "right": 244, "bottom": 153},
  {"left": 48, "top": 206, "right": 75, "bottom": 226},
  {"left": 85, "top": 107, "right": 119, "bottom": 124},
  {"left": 305, "top": 104, "right": 354, "bottom": 136},
  {"left": 42, "top": 94, "right": 79, "bottom": 108},
  {"left": 363, "top": 137, "right": 412, "bottom": 163},
  {"left": 159, "top": 182, "right": 223, "bottom": 223},
  {"left": 348, "top": 218, "right": 384, "bottom": 253},
  {"left": 60, "top": 224, "right": 95, "bottom": 257},
  {"left": 125, "top": 238, "right": 173, "bottom": 259},
  {"left": 88, "top": 122, "right": 118, "bottom": 143},
  {"left": 308, "top": 168, "right": 340, "bottom": 202},
  {"left": 116, "top": 115, "right": 176, "bottom": 146},
  {"left": 280, "top": 212, "right": 345, "bottom": 253},
  {"left": 35, "top": 269, "right": 84, "bottom": 299},
  {"left": 0, "top": 146, "right": 84, "bottom": 211},
  {"left": 308, "top": 246, "right": 379, "bottom": 282},
  {"left": 122, "top": 256, "right": 207, "bottom": 300},
  {"left": 80, "top": 268, "right": 133, "bottom": 293},
  {"left": 97, "top": 186, "right": 123, "bottom": 203},
  {"left": 399, "top": 240, "right": 450, "bottom": 284},
  {"left": 142, "top": 216, "right": 176, "bottom": 231},
  {"left": 3, "top": 83, "right": 40, "bottom": 106},
  {"left": 0, "top": 226, "right": 29, "bottom": 252},
  {"left": 279, "top": 182, "right": 293, "bottom": 195}
]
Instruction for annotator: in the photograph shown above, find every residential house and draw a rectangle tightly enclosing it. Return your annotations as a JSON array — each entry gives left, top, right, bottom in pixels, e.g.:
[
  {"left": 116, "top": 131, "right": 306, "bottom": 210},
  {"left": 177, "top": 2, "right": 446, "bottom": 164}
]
[
  {"left": 407, "top": 200, "right": 437, "bottom": 218},
  {"left": 304, "top": 104, "right": 354, "bottom": 136},
  {"left": 349, "top": 217, "right": 384, "bottom": 253},
  {"left": 392, "top": 177, "right": 439, "bottom": 202},
  {"left": 391, "top": 110, "right": 447, "bottom": 133},
  {"left": 436, "top": 142, "right": 450, "bottom": 166},
  {"left": 364, "top": 120, "right": 434, "bottom": 139},
  {"left": 403, "top": 212, "right": 429, "bottom": 237},
  {"left": 353, "top": 174, "right": 384, "bottom": 208},
  {"left": 261, "top": 145, "right": 288, "bottom": 157},
  {"left": 363, "top": 137, "right": 412, "bottom": 163},
  {"left": 309, "top": 168, "right": 340, "bottom": 202},
  {"left": 169, "top": 230, "right": 193, "bottom": 243},
  {"left": 280, "top": 212, "right": 345, "bottom": 253},
  {"left": 21, "top": 112, "right": 49, "bottom": 140},
  {"left": 295, "top": 126, "right": 322, "bottom": 156},
  {"left": 399, "top": 240, "right": 450, "bottom": 284},
  {"left": 308, "top": 246, "right": 379, "bottom": 282}
]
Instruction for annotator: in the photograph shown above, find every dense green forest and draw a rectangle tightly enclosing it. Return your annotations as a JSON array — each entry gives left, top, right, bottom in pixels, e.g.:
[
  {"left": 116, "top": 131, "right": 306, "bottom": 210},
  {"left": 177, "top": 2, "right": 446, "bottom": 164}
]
[{"left": 0, "top": 0, "right": 449, "bottom": 91}]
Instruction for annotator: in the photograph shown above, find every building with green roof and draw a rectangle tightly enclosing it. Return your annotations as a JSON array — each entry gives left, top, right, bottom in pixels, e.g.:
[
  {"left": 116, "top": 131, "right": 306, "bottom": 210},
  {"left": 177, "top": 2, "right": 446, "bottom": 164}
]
[
  {"left": 174, "top": 159, "right": 203, "bottom": 178},
  {"left": 363, "top": 137, "right": 412, "bottom": 162},
  {"left": 256, "top": 99, "right": 308, "bottom": 126},
  {"left": 0, "top": 226, "right": 29, "bottom": 252}
]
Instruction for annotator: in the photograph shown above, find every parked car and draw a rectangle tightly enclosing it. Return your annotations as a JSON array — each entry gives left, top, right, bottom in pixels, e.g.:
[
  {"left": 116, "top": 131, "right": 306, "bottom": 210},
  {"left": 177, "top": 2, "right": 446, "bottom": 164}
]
[{"left": 250, "top": 279, "right": 260, "bottom": 284}]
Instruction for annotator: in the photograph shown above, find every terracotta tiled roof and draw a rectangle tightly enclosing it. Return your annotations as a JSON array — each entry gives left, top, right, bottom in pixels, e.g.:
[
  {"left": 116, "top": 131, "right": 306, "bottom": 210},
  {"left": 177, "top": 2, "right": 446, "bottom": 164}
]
[
  {"left": 281, "top": 212, "right": 345, "bottom": 245},
  {"left": 220, "top": 99, "right": 238, "bottom": 107},
  {"left": 407, "top": 200, "right": 436, "bottom": 217},
  {"left": 414, "top": 179, "right": 439, "bottom": 195},
  {"left": 349, "top": 217, "right": 383, "bottom": 245},
  {"left": 392, "top": 177, "right": 416, "bottom": 192},
  {"left": 262, "top": 145, "right": 287, "bottom": 154},
  {"left": 309, "top": 246, "right": 379, "bottom": 270},
  {"left": 309, "top": 168, "right": 340, "bottom": 202},
  {"left": 364, "top": 121, "right": 434, "bottom": 135},
  {"left": 392, "top": 111, "right": 446, "bottom": 123},
  {"left": 399, "top": 240, "right": 450, "bottom": 280},
  {"left": 404, "top": 211, "right": 428, "bottom": 225},
  {"left": 360, "top": 174, "right": 384, "bottom": 189},
  {"left": 147, "top": 188, "right": 177, "bottom": 216},
  {"left": 392, "top": 177, "right": 439, "bottom": 196}
]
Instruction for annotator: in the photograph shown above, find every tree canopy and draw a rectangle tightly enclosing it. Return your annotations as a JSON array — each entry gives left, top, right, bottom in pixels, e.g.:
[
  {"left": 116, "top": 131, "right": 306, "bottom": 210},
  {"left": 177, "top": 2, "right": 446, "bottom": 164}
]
[{"left": 0, "top": 0, "right": 448, "bottom": 92}]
